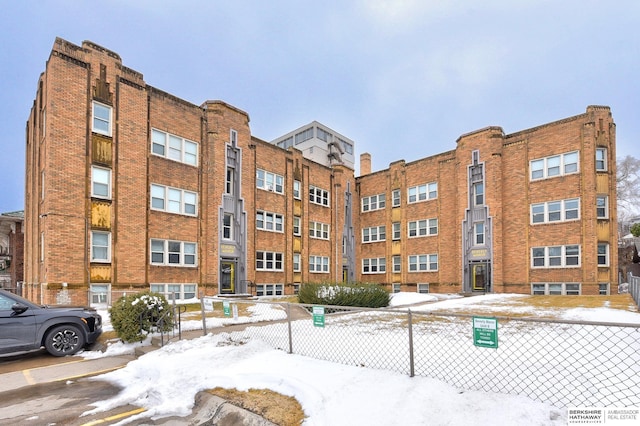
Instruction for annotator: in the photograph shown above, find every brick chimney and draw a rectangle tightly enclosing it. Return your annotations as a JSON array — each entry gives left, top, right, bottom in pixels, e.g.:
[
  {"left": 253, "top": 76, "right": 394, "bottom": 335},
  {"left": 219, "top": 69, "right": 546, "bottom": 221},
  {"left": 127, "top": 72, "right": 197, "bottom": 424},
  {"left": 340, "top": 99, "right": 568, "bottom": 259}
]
[{"left": 360, "top": 152, "right": 371, "bottom": 176}]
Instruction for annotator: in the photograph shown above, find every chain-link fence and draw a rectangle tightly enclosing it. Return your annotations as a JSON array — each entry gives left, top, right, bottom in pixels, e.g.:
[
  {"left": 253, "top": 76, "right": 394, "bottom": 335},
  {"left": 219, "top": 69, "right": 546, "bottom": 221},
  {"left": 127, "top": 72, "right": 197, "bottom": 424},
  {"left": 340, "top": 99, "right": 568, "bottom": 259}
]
[{"left": 210, "top": 299, "right": 640, "bottom": 409}]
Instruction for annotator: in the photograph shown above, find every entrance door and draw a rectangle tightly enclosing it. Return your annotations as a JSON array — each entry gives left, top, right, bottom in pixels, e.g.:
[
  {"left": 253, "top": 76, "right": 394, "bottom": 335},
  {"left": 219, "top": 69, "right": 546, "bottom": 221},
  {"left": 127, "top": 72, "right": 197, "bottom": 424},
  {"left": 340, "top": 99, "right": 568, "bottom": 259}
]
[
  {"left": 220, "top": 260, "right": 235, "bottom": 294},
  {"left": 472, "top": 263, "right": 488, "bottom": 291}
]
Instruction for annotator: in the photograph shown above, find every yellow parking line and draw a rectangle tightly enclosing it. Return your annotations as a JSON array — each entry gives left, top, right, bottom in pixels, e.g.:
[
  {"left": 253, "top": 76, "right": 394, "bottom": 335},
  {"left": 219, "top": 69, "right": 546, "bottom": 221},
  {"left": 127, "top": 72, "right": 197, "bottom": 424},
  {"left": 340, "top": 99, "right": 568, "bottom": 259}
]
[
  {"left": 80, "top": 407, "right": 147, "bottom": 426},
  {"left": 22, "top": 369, "right": 35, "bottom": 385}
]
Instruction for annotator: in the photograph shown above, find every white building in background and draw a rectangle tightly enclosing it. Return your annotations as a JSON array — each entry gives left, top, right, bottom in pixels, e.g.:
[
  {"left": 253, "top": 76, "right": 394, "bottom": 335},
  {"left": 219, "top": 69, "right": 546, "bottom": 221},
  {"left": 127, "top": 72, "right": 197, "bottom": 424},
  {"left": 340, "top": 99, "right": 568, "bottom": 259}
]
[{"left": 271, "top": 121, "right": 355, "bottom": 170}]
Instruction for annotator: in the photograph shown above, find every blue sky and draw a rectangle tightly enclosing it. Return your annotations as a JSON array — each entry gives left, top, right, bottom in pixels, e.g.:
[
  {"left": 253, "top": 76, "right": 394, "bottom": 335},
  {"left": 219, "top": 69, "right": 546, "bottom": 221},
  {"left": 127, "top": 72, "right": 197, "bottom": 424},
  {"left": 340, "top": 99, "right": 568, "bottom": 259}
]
[{"left": 1, "top": 1, "right": 638, "bottom": 213}]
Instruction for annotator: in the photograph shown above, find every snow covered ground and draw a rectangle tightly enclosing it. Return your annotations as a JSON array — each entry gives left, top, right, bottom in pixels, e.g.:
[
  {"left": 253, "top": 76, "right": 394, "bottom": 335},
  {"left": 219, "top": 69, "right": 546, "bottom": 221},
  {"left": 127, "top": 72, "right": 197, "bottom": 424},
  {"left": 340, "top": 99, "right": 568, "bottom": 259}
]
[{"left": 81, "top": 293, "right": 640, "bottom": 425}]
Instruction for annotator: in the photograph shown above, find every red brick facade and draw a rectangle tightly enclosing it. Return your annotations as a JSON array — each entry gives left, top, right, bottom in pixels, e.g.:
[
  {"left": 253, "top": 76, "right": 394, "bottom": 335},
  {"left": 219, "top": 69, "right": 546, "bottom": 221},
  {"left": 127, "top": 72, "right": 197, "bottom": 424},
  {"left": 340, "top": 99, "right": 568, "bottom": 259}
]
[{"left": 23, "top": 38, "right": 617, "bottom": 305}]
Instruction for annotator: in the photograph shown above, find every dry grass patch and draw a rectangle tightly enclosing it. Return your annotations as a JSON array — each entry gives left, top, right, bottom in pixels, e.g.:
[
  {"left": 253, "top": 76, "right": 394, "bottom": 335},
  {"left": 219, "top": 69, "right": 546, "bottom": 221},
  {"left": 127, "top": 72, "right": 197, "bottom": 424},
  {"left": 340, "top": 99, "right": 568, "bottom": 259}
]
[{"left": 208, "top": 387, "right": 305, "bottom": 426}]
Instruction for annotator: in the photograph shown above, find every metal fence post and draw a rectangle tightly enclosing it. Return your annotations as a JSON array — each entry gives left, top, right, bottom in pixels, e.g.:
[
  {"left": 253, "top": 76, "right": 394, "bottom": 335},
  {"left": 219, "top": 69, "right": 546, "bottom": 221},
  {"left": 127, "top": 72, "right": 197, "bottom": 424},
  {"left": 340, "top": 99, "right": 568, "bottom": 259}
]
[
  {"left": 287, "top": 303, "right": 293, "bottom": 354},
  {"left": 408, "top": 309, "right": 415, "bottom": 377}
]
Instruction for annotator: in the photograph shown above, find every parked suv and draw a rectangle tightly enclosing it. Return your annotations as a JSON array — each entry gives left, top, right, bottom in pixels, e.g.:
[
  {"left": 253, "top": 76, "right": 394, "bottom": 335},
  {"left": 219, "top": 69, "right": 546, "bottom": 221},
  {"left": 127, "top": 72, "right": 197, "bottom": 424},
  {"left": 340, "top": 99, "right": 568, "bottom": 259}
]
[{"left": 0, "top": 289, "right": 102, "bottom": 357}]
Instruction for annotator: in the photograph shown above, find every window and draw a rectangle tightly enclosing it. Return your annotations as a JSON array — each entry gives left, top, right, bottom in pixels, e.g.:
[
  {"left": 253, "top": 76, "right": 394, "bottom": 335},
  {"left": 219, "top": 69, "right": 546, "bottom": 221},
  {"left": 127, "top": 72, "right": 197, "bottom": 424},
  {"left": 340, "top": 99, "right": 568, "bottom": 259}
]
[
  {"left": 474, "top": 223, "right": 484, "bottom": 245},
  {"left": 293, "top": 180, "right": 301, "bottom": 199},
  {"left": 150, "top": 283, "right": 197, "bottom": 300},
  {"left": 596, "top": 196, "right": 608, "bottom": 219},
  {"left": 531, "top": 245, "right": 580, "bottom": 268},
  {"left": 597, "top": 243, "right": 609, "bottom": 266},
  {"left": 363, "top": 258, "right": 386, "bottom": 274},
  {"left": 293, "top": 254, "right": 301, "bottom": 272},
  {"left": 91, "top": 231, "right": 111, "bottom": 263},
  {"left": 473, "top": 182, "right": 484, "bottom": 206},
  {"left": 309, "top": 185, "right": 330, "bottom": 206},
  {"left": 150, "top": 239, "right": 197, "bottom": 267},
  {"left": 362, "top": 225, "right": 386, "bottom": 243},
  {"left": 257, "top": 169, "right": 284, "bottom": 193},
  {"left": 362, "top": 194, "right": 385, "bottom": 212},
  {"left": 91, "top": 166, "right": 111, "bottom": 199},
  {"left": 531, "top": 198, "right": 580, "bottom": 224},
  {"left": 309, "top": 255, "right": 330, "bottom": 273},
  {"left": 309, "top": 221, "right": 330, "bottom": 239},
  {"left": 230, "top": 129, "right": 238, "bottom": 145},
  {"left": 392, "top": 189, "right": 401, "bottom": 207},
  {"left": 151, "top": 129, "right": 198, "bottom": 166},
  {"left": 256, "top": 251, "right": 283, "bottom": 271},
  {"left": 408, "top": 219, "right": 438, "bottom": 238},
  {"left": 317, "top": 127, "right": 332, "bottom": 142},
  {"left": 223, "top": 214, "right": 233, "bottom": 240},
  {"left": 595, "top": 148, "right": 607, "bottom": 171},
  {"left": 150, "top": 184, "right": 198, "bottom": 216},
  {"left": 392, "top": 222, "right": 401, "bottom": 240},
  {"left": 295, "top": 127, "right": 313, "bottom": 144},
  {"left": 226, "top": 168, "right": 234, "bottom": 195},
  {"left": 392, "top": 283, "right": 401, "bottom": 293},
  {"left": 599, "top": 283, "right": 609, "bottom": 295},
  {"left": 257, "top": 211, "right": 284, "bottom": 232},
  {"left": 408, "top": 254, "right": 438, "bottom": 272},
  {"left": 90, "top": 284, "right": 109, "bottom": 305},
  {"left": 293, "top": 216, "right": 301, "bottom": 236},
  {"left": 256, "top": 284, "right": 284, "bottom": 296},
  {"left": 530, "top": 151, "right": 579, "bottom": 180},
  {"left": 92, "top": 101, "right": 112, "bottom": 136},
  {"left": 531, "top": 283, "right": 581, "bottom": 295},
  {"left": 417, "top": 283, "right": 430, "bottom": 294},
  {"left": 392, "top": 255, "right": 401, "bottom": 273},
  {"left": 408, "top": 182, "right": 437, "bottom": 203}
]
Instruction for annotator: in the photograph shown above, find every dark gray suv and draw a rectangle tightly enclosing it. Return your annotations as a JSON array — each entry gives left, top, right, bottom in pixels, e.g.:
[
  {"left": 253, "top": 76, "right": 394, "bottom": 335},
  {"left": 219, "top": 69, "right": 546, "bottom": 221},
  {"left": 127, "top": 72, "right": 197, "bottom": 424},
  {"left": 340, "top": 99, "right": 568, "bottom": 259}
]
[{"left": 0, "top": 289, "right": 102, "bottom": 357}]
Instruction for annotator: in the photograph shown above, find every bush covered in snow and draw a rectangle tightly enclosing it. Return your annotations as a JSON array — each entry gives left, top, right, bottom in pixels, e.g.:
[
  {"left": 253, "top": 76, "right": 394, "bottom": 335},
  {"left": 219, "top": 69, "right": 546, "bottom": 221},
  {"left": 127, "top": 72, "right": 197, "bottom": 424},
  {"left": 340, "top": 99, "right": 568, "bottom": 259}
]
[
  {"left": 109, "top": 291, "right": 174, "bottom": 342},
  {"left": 298, "top": 282, "right": 390, "bottom": 308}
]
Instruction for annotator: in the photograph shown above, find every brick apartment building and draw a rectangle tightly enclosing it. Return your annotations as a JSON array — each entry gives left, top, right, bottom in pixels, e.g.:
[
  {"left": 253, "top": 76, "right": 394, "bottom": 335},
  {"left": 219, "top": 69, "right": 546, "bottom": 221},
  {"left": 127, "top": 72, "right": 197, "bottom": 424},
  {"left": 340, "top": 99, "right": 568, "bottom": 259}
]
[
  {"left": 0, "top": 211, "right": 24, "bottom": 292},
  {"left": 23, "top": 38, "right": 617, "bottom": 305}
]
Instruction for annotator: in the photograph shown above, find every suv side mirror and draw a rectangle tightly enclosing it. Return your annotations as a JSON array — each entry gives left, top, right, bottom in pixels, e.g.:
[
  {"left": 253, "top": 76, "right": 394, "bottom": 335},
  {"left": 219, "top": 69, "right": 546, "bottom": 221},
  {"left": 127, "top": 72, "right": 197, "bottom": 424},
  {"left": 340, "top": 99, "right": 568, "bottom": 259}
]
[{"left": 12, "top": 303, "right": 29, "bottom": 315}]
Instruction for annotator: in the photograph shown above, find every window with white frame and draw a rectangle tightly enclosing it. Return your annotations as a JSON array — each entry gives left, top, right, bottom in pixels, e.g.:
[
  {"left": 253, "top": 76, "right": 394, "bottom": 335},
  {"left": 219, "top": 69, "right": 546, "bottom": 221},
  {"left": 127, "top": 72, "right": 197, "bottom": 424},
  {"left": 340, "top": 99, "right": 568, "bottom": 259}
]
[
  {"left": 309, "top": 185, "right": 329, "bottom": 206},
  {"left": 91, "top": 231, "right": 111, "bottom": 263},
  {"left": 474, "top": 223, "right": 485, "bottom": 245},
  {"left": 256, "top": 284, "right": 284, "bottom": 296},
  {"left": 392, "top": 189, "right": 401, "bottom": 207},
  {"left": 293, "top": 180, "right": 301, "bottom": 199},
  {"left": 597, "top": 243, "right": 609, "bottom": 266},
  {"left": 362, "top": 193, "right": 386, "bottom": 212},
  {"left": 92, "top": 101, "right": 112, "bottom": 136},
  {"left": 392, "top": 222, "right": 401, "bottom": 240},
  {"left": 531, "top": 245, "right": 580, "bottom": 268},
  {"left": 408, "top": 219, "right": 438, "bottom": 238},
  {"left": 530, "top": 151, "right": 578, "bottom": 180},
  {"left": 151, "top": 129, "right": 198, "bottom": 166},
  {"left": 596, "top": 196, "right": 608, "bottom": 219},
  {"left": 91, "top": 166, "right": 111, "bottom": 199},
  {"left": 309, "top": 255, "right": 329, "bottom": 273},
  {"left": 362, "top": 225, "right": 386, "bottom": 243},
  {"left": 293, "top": 253, "right": 301, "bottom": 272},
  {"left": 230, "top": 129, "right": 238, "bottom": 144},
  {"left": 392, "top": 255, "right": 401, "bottom": 273},
  {"left": 408, "top": 182, "right": 437, "bottom": 203},
  {"left": 150, "top": 283, "right": 197, "bottom": 300},
  {"left": 256, "top": 251, "right": 283, "bottom": 271},
  {"left": 363, "top": 257, "right": 386, "bottom": 274},
  {"left": 531, "top": 283, "right": 580, "bottom": 295},
  {"left": 223, "top": 213, "right": 233, "bottom": 240},
  {"left": 392, "top": 283, "right": 401, "bottom": 293},
  {"left": 408, "top": 254, "right": 438, "bottom": 272},
  {"left": 599, "top": 283, "right": 610, "bottom": 295},
  {"left": 150, "top": 239, "right": 197, "bottom": 266},
  {"left": 595, "top": 148, "right": 607, "bottom": 171},
  {"left": 90, "top": 284, "right": 109, "bottom": 305},
  {"left": 151, "top": 184, "right": 197, "bottom": 216},
  {"left": 257, "top": 211, "right": 284, "bottom": 232},
  {"left": 293, "top": 216, "right": 301, "bottom": 236},
  {"left": 225, "top": 168, "right": 234, "bottom": 195},
  {"left": 417, "top": 283, "right": 430, "bottom": 294},
  {"left": 531, "top": 198, "right": 580, "bottom": 224},
  {"left": 309, "top": 221, "right": 330, "bottom": 239},
  {"left": 256, "top": 169, "right": 284, "bottom": 193},
  {"left": 473, "top": 182, "right": 484, "bottom": 206}
]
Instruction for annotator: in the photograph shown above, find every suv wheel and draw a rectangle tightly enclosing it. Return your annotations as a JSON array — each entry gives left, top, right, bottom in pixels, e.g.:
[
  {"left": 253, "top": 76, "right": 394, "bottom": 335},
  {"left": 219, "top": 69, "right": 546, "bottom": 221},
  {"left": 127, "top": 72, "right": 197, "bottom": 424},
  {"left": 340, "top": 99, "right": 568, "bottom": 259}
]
[{"left": 44, "top": 325, "right": 85, "bottom": 356}]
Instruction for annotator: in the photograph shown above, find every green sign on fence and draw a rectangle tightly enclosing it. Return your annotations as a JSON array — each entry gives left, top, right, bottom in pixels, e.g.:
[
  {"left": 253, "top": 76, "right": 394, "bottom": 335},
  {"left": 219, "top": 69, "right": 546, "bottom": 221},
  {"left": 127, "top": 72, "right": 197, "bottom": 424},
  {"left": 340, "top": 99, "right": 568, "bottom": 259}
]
[
  {"left": 312, "top": 306, "right": 325, "bottom": 328},
  {"left": 473, "top": 316, "right": 498, "bottom": 348},
  {"left": 223, "top": 301, "right": 231, "bottom": 317}
]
